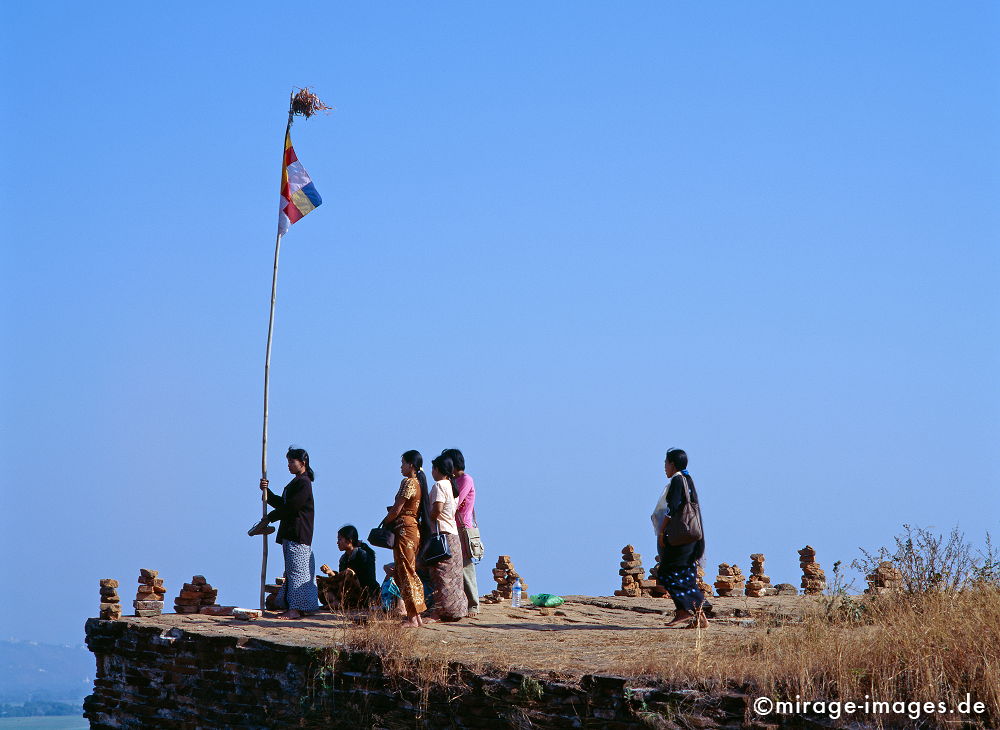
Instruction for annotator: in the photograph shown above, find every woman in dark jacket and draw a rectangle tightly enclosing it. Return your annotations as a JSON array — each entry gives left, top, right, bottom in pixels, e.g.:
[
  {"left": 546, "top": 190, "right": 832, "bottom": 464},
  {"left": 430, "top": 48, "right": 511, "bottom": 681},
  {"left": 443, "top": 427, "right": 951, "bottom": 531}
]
[
  {"left": 258, "top": 445, "right": 320, "bottom": 619},
  {"left": 651, "top": 448, "right": 707, "bottom": 628}
]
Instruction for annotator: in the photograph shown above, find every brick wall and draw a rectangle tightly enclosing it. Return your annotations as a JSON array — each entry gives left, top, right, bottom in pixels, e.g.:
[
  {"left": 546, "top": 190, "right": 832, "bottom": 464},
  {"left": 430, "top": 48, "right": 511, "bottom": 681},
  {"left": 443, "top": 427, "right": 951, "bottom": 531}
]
[{"left": 83, "top": 618, "right": 755, "bottom": 729}]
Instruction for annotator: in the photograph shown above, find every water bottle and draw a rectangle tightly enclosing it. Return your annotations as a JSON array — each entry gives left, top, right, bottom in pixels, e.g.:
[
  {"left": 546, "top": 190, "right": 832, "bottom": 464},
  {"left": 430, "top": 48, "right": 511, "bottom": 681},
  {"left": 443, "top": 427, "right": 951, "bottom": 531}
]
[{"left": 512, "top": 578, "right": 522, "bottom": 608}]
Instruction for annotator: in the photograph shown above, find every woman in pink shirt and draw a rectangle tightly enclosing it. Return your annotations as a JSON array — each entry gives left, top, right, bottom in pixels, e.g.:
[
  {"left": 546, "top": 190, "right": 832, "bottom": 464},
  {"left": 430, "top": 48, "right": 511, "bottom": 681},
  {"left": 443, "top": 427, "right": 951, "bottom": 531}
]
[{"left": 443, "top": 448, "right": 480, "bottom": 616}]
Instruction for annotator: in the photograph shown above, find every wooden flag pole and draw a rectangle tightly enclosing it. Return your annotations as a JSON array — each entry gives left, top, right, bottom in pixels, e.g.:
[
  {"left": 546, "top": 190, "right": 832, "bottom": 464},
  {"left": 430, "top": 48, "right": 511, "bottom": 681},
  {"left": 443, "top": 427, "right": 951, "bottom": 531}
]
[
  {"left": 259, "top": 88, "right": 330, "bottom": 611},
  {"left": 260, "top": 103, "right": 295, "bottom": 611}
]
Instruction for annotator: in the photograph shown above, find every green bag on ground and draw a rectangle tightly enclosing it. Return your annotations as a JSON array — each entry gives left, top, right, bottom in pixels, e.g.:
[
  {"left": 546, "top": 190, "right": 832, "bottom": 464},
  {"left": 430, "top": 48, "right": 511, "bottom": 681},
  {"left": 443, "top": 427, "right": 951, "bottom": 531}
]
[{"left": 529, "top": 593, "right": 564, "bottom": 608}]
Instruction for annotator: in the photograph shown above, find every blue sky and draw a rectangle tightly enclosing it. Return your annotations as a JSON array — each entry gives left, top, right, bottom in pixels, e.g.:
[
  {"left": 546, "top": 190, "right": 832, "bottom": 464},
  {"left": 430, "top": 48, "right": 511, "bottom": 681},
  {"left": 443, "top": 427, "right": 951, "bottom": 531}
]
[{"left": 1, "top": 2, "right": 997, "bottom": 646}]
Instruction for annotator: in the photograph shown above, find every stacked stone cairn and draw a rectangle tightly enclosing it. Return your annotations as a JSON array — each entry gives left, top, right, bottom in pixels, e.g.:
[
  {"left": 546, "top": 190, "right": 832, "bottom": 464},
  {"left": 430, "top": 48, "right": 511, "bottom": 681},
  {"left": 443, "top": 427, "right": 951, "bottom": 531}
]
[
  {"left": 615, "top": 545, "right": 658, "bottom": 597},
  {"left": 865, "top": 561, "right": 904, "bottom": 595},
  {"left": 481, "top": 555, "right": 526, "bottom": 604},
  {"left": 647, "top": 555, "right": 669, "bottom": 598},
  {"left": 696, "top": 567, "right": 713, "bottom": 597},
  {"left": 133, "top": 569, "right": 166, "bottom": 617},
  {"left": 799, "top": 546, "right": 826, "bottom": 595},
  {"left": 745, "top": 553, "right": 778, "bottom": 597},
  {"left": 264, "top": 577, "right": 285, "bottom": 610},
  {"left": 173, "top": 575, "right": 219, "bottom": 614},
  {"left": 713, "top": 563, "right": 745, "bottom": 597},
  {"left": 774, "top": 583, "right": 798, "bottom": 596},
  {"left": 799, "top": 545, "right": 826, "bottom": 596},
  {"left": 98, "top": 579, "right": 121, "bottom": 620}
]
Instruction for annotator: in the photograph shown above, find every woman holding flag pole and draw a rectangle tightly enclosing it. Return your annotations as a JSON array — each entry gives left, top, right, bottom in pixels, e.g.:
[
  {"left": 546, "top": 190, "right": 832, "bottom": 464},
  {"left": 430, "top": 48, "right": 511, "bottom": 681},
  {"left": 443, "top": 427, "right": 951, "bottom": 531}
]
[{"left": 246, "top": 89, "right": 330, "bottom": 612}]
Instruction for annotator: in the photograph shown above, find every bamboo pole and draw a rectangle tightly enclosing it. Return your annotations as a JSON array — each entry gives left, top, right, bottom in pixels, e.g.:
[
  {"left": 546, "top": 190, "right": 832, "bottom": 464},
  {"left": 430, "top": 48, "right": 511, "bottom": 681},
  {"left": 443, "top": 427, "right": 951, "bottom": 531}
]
[{"left": 260, "top": 105, "right": 295, "bottom": 611}]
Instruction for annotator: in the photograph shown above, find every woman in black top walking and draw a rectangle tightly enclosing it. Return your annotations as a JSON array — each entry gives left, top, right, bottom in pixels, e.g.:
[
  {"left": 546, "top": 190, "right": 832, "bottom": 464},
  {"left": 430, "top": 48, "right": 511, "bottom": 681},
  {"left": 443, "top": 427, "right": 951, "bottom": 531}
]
[
  {"left": 652, "top": 448, "right": 708, "bottom": 629},
  {"left": 259, "top": 445, "right": 320, "bottom": 619}
]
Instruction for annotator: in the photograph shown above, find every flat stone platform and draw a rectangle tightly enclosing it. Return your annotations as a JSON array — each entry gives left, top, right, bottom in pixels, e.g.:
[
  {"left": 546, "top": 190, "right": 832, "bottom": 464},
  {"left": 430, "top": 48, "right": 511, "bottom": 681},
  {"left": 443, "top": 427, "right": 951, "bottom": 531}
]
[{"left": 114, "top": 593, "right": 812, "bottom": 677}]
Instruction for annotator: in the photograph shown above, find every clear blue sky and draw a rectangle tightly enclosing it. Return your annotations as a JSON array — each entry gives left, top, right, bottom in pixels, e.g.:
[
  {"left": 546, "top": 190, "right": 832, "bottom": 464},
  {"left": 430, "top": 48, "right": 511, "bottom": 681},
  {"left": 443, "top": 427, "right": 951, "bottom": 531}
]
[{"left": 1, "top": 2, "right": 997, "bottom": 646}]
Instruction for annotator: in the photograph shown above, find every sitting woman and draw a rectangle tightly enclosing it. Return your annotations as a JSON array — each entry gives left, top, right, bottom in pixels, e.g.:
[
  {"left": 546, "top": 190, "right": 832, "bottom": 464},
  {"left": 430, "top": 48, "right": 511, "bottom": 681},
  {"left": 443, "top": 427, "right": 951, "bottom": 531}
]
[
  {"left": 385, "top": 450, "right": 428, "bottom": 627},
  {"left": 336, "top": 525, "right": 380, "bottom": 606},
  {"left": 379, "top": 562, "right": 403, "bottom": 615},
  {"left": 259, "top": 445, "right": 321, "bottom": 619},
  {"left": 424, "top": 454, "right": 467, "bottom": 622}
]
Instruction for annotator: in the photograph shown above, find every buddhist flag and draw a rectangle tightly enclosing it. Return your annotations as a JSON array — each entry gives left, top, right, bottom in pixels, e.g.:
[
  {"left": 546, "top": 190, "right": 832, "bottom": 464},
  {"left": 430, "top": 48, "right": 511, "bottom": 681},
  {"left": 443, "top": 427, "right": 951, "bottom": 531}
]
[{"left": 278, "top": 131, "right": 322, "bottom": 236}]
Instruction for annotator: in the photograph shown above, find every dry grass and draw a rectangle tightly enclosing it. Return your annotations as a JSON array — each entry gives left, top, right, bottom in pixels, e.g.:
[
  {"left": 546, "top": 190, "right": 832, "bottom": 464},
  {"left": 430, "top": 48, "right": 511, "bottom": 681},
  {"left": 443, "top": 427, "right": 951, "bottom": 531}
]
[{"left": 620, "top": 587, "right": 1000, "bottom": 727}]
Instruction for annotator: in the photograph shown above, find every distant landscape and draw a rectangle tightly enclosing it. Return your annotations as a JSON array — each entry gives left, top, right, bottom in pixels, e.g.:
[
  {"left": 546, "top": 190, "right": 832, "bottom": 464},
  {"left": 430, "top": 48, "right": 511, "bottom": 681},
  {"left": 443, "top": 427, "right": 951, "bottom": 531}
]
[{"left": 0, "top": 640, "right": 91, "bottom": 718}]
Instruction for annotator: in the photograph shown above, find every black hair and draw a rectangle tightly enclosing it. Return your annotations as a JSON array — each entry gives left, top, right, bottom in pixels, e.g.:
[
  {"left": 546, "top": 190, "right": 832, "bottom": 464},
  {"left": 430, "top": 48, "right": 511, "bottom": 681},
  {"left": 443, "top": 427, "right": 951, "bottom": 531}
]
[
  {"left": 441, "top": 448, "right": 465, "bottom": 473},
  {"left": 287, "top": 446, "right": 315, "bottom": 481},
  {"left": 402, "top": 449, "right": 430, "bottom": 512},
  {"left": 431, "top": 454, "right": 459, "bottom": 498},
  {"left": 666, "top": 448, "right": 688, "bottom": 472},
  {"left": 337, "top": 525, "right": 359, "bottom": 544}
]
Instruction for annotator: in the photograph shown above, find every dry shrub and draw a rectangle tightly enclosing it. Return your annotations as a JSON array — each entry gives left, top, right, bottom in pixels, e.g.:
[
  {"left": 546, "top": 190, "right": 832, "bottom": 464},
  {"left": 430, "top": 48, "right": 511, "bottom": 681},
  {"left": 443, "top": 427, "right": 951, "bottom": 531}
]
[{"left": 620, "top": 587, "right": 999, "bottom": 728}]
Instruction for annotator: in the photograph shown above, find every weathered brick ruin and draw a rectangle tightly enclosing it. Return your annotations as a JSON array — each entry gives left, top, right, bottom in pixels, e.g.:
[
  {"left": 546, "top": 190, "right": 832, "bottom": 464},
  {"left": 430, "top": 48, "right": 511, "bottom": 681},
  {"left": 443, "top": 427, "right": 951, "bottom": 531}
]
[
  {"left": 481, "top": 555, "right": 527, "bottom": 603},
  {"left": 82, "top": 618, "right": 762, "bottom": 728},
  {"left": 132, "top": 569, "right": 165, "bottom": 617},
  {"left": 713, "top": 563, "right": 745, "bottom": 597},
  {"left": 799, "top": 545, "right": 826, "bottom": 595},
  {"left": 744, "top": 553, "right": 778, "bottom": 597},
  {"left": 98, "top": 579, "right": 121, "bottom": 620},
  {"left": 865, "top": 561, "right": 904, "bottom": 594}
]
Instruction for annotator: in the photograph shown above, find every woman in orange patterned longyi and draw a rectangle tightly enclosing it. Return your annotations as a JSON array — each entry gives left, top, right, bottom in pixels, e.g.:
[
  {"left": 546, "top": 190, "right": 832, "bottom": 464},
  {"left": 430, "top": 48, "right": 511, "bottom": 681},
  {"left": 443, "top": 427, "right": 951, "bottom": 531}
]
[{"left": 385, "top": 450, "right": 428, "bottom": 627}]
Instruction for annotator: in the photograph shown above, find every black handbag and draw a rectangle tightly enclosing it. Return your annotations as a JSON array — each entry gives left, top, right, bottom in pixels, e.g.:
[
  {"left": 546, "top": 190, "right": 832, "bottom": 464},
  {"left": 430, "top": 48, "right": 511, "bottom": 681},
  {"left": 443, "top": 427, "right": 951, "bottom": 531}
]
[
  {"left": 666, "top": 474, "right": 704, "bottom": 546},
  {"left": 419, "top": 526, "right": 452, "bottom": 565},
  {"left": 368, "top": 519, "right": 395, "bottom": 550}
]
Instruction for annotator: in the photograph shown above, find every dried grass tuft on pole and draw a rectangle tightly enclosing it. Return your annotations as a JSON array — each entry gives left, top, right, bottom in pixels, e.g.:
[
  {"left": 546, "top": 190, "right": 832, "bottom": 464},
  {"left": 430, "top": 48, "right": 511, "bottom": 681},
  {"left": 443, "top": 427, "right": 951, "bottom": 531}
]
[{"left": 290, "top": 87, "right": 332, "bottom": 118}]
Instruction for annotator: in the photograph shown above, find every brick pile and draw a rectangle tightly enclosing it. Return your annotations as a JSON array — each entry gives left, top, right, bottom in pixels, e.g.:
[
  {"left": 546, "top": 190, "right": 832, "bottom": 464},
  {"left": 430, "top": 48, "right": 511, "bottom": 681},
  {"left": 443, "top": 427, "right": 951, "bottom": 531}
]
[
  {"left": 799, "top": 546, "right": 826, "bottom": 595},
  {"left": 264, "top": 577, "right": 285, "bottom": 610},
  {"left": 745, "top": 553, "right": 778, "bottom": 597},
  {"left": 696, "top": 567, "right": 713, "bottom": 597},
  {"left": 614, "top": 545, "right": 658, "bottom": 597},
  {"left": 713, "top": 563, "right": 745, "bottom": 597},
  {"left": 133, "top": 569, "right": 165, "bottom": 617},
  {"left": 173, "top": 575, "right": 219, "bottom": 614},
  {"left": 647, "top": 556, "right": 669, "bottom": 598},
  {"left": 98, "top": 579, "right": 121, "bottom": 620},
  {"left": 481, "top": 555, "right": 526, "bottom": 604},
  {"left": 865, "top": 561, "right": 904, "bottom": 595}
]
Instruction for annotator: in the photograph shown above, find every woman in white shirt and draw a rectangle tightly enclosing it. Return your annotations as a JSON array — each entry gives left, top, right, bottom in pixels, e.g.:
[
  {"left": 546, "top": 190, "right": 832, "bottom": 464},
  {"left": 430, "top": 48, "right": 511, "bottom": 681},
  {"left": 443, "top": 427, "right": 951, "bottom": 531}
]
[{"left": 424, "top": 454, "right": 467, "bottom": 621}]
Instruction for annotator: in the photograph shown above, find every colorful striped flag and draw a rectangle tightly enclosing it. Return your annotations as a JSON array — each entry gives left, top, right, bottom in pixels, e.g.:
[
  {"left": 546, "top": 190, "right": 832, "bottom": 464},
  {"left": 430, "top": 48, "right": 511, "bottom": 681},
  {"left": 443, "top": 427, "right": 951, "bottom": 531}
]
[{"left": 278, "top": 130, "right": 322, "bottom": 236}]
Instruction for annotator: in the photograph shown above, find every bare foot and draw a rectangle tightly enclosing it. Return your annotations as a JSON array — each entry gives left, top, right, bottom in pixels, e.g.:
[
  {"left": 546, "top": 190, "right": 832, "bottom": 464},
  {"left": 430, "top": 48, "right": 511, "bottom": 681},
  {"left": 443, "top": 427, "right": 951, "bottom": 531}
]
[
  {"left": 683, "top": 611, "right": 709, "bottom": 629},
  {"left": 665, "top": 610, "right": 693, "bottom": 627},
  {"left": 401, "top": 616, "right": 421, "bottom": 628},
  {"left": 275, "top": 610, "right": 302, "bottom": 620}
]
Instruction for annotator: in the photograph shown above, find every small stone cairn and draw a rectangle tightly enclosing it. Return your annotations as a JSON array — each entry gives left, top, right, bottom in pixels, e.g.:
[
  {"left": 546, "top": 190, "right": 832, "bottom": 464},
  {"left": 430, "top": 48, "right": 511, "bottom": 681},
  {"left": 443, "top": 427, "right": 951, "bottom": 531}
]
[
  {"left": 98, "top": 579, "right": 121, "bottom": 620},
  {"left": 713, "top": 563, "right": 745, "bottom": 597},
  {"left": 745, "top": 553, "right": 778, "bottom": 597},
  {"left": 173, "top": 575, "right": 219, "bottom": 614},
  {"left": 133, "top": 569, "right": 165, "bottom": 617},
  {"left": 481, "top": 555, "right": 526, "bottom": 604},
  {"left": 865, "top": 561, "right": 904, "bottom": 595},
  {"left": 647, "top": 556, "right": 669, "bottom": 598},
  {"left": 799, "top": 545, "right": 826, "bottom": 595},
  {"left": 264, "top": 577, "right": 285, "bottom": 610},
  {"left": 774, "top": 582, "right": 798, "bottom": 596},
  {"left": 696, "top": 567, "right": 713, "bottom": 597},
  {"left": 615, "top": 545, "right": 657, "bottom": 597}
]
